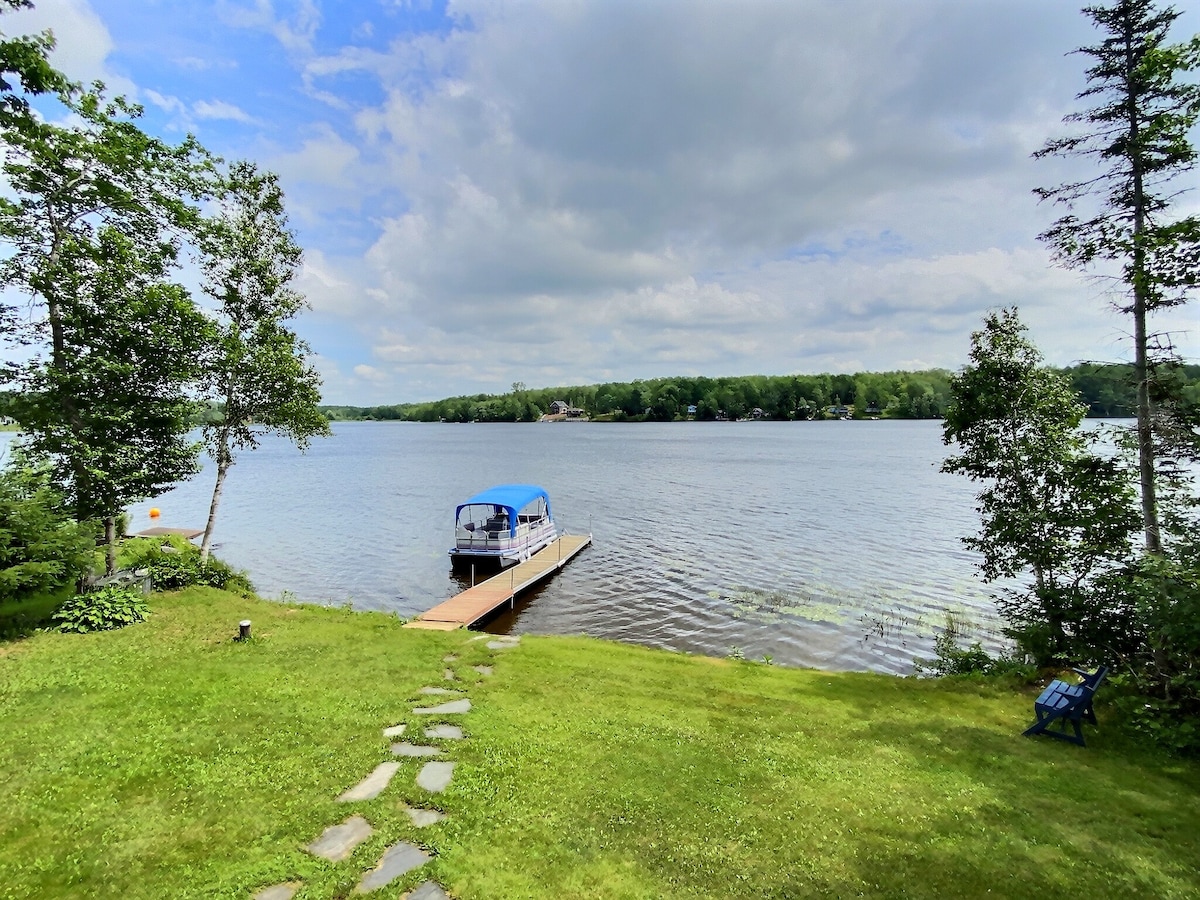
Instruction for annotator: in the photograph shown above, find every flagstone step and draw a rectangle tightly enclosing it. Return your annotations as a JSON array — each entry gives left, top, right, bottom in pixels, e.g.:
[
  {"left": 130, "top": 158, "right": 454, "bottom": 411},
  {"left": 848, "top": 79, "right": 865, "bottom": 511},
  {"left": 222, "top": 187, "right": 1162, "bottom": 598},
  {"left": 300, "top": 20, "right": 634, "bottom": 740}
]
[
  {"left": 401, "top": 803, "right": 447, "bottom": 827},
  {"left": 306, "top": 815, "right": 372, "bottom": 862},
  {"left": 338, "top": 762, "right": 401, "bottom": 802},
  {"left": 407, "top": 881, "right": 451, "bottom": 900},
  {"left": 357, "top": 842, "right": 430, "bottom": 893},
  {"left": 392, "top": 742, "right": 442, "bottom": 757},
  {"left": 253, "top": 882, "right": 299, "bottom": 900},
  {"left": 413, "top": 698, "right": 471, "bottom": 715},
  {"left": 416, "top": 761, "right": 456, "bottom": 793}
]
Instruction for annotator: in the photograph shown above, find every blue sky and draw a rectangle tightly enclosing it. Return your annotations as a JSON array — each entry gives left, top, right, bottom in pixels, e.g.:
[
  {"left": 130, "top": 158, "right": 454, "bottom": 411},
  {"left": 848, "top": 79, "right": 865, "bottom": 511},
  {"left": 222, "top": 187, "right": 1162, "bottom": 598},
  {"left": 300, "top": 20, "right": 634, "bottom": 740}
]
[{"left": 11, "top": 0, "right": 1200, "bottom": 404}]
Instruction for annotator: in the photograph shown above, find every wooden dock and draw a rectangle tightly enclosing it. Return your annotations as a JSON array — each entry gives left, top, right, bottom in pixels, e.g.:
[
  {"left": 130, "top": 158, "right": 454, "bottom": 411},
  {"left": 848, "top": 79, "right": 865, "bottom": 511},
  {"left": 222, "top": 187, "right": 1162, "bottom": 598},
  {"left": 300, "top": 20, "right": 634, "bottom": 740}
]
[
  {"left": 406, "top": 533, "right": 592, "bottom": 630},
  {"left": 133, "top": 527, "right": 204, "bottom": 540}
]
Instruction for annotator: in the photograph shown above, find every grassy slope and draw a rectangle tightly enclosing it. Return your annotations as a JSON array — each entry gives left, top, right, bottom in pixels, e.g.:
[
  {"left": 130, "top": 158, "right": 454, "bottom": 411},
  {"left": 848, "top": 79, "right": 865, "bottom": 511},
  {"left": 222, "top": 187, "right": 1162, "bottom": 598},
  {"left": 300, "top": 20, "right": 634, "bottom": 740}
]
[{"left": 1, "top": 589, "right": 1198, "bottom": 899}]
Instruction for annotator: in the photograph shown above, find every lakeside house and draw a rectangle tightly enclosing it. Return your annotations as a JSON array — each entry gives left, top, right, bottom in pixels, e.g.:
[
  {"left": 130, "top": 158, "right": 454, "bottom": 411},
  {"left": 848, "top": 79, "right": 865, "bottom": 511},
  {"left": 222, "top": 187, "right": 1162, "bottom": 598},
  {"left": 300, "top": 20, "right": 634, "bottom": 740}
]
[{"left": 542, "top": 400, "right": 587, "bottom": 422}]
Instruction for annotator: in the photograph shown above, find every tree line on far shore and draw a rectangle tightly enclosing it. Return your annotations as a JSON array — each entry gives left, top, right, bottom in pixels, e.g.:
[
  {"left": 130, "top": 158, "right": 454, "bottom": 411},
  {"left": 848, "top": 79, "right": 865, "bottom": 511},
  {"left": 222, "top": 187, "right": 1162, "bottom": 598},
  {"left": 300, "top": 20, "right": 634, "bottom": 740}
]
[{"left": 318, "top": 362, "right": 1200, "bottom": 424}]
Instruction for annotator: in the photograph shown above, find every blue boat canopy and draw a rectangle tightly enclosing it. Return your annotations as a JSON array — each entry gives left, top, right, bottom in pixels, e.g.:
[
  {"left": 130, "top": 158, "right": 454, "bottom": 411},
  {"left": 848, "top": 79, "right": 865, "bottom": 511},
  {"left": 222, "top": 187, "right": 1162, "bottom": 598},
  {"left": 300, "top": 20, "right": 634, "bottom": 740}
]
[{"left": 456, "top": 484, "right": 552, "bottom": 537}]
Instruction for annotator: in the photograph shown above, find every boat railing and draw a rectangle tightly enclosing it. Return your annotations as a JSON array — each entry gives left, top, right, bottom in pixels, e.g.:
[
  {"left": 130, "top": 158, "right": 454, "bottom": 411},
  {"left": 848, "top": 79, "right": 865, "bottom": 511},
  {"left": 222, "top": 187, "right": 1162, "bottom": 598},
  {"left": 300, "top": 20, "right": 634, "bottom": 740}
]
[{"left": 455, "top": 518, "right": 555, "bottom": 552}]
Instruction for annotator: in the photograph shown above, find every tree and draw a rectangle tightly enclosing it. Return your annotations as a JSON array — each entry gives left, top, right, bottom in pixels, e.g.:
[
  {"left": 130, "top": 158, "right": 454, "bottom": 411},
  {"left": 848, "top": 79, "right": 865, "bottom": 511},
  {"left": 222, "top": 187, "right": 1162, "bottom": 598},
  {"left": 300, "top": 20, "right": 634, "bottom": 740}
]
[
  {"left": 197, "top": 161, "right": 330, "bottom": 563},
  {"left": 10, "top": 227, "right": 209, "bottom": 573},
  {"left": 943, "top": 309, "right": 1139, "bottom": 663},
  {"left": 0, "top": 85, "right": 213, "bottom": 572},
  {"left": 1035, "top": 0, "right": 1200, "bottom": 553}
]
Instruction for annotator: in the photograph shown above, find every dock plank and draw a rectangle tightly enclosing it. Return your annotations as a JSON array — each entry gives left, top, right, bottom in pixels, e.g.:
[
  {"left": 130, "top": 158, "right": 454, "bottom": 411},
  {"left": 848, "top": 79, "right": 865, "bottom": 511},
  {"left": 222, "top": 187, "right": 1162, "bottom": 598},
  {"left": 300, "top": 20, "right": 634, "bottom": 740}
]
[{"left": 406, "top": 534, "right": 591, "bottom": 630}]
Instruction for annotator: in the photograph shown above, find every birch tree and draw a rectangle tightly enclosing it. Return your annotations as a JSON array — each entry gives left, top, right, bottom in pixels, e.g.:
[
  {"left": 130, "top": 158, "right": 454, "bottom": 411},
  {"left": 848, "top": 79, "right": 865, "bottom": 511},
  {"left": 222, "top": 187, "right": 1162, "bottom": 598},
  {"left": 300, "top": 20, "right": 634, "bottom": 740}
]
[{"left": 197, "top": 161, "right": 329, "bottom": 562}]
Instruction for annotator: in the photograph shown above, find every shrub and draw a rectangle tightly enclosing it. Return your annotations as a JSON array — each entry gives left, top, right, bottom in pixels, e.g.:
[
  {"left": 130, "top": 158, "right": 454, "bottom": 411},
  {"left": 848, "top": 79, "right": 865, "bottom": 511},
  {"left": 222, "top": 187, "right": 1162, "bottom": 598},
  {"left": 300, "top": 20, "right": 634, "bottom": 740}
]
[
  {"left": 1100, "top": 554, "right": 1200, "bottom": 755},
  {"left": 54, "top": 585, "right": 148, "bottom": 633},
  {"left": 118, "top": 536, "right": 253, "bottom": 594},
  {"left": 916, "top": 616, "right": 994, "bottom": 677},
  {"left": 0, "top": 463, "right": 95, "bottom": 604},
  {"left": 915, "top": 613, "right": 1036, "bottom": 681}
]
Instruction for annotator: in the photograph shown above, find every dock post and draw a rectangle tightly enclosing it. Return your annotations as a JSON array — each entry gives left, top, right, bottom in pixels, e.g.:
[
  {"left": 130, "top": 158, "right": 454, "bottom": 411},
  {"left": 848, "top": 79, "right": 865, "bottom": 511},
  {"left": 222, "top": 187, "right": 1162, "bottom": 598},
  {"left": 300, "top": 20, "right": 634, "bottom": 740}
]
[
  {"left": 471, "top": 564, "right": 475, "bottom": 588},
  {"left": 510, "top": 567, "right": 515, "bottom": 609}
]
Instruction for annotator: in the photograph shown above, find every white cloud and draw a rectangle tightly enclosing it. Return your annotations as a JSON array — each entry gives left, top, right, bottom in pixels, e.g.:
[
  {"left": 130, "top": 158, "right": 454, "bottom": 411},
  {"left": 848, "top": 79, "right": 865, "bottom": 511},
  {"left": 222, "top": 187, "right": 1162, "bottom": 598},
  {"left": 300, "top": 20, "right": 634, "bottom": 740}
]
[
  {"left": 143, "top": 88, "right": 186, "bottom": 117},
  {"left": 193, "top": 99, "right": 255, "bottom": 123},
  {"left": 352, "top": 363, "right": 388, "bottom": 383},
  {"left": 219, "top": 0, "right": 321, "bottom": 55}
]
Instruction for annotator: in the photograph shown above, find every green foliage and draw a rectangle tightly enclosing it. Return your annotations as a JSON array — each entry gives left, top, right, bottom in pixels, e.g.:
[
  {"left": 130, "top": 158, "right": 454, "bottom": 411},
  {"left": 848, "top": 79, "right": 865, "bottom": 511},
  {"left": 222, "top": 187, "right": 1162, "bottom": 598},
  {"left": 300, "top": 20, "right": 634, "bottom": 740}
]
[
  {"left": 53, "top": 584, "right": 147, "bottom": 633},
  {"left": 1100, "top": 552, "right": 1200, "bottom": 754},
  {"left": 916, "top": 614, "right": 995, "bottom": 677},
  {"left": 0, "top": 1, "right": 72, "bottom": 132},
  {"left": 119, "top": 536, "right": 252, "bottom": 594},
  {"left": 9, "top": 228, "right": 209, "bottom": 523},
  {"left": 0, "top": 462, "right": 94, "bottom": 604},
  {"left": 943, "top": 309, "right": 1139, "bottom": 664},
  {"left": 913, "top": 613, "right": 1037, "bottom": 681},
  {"left": 321, "top": 370, "right": 959, "bottom": 422},
  {"left": 319, "top": 364, "right": 1200, "bottom": 425},
  {"left": 0, "top": 82, "right": 215, "bottom": 572}
]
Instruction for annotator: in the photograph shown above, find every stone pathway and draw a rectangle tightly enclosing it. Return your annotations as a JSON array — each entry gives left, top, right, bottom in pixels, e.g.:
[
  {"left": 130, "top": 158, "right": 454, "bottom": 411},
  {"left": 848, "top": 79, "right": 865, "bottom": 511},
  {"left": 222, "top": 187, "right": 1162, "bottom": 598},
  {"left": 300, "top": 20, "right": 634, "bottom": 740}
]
[{"left": 253, "top": 631, "right": 523, "bottom": 898}]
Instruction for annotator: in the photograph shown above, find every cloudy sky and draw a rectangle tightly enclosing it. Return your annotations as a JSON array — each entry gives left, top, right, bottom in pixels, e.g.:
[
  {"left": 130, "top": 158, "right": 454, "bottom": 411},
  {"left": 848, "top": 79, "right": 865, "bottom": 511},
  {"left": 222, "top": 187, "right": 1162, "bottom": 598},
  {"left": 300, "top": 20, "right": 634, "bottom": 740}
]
[{"left": 12, "top": 0, "right": 1200, "bottom": 404}]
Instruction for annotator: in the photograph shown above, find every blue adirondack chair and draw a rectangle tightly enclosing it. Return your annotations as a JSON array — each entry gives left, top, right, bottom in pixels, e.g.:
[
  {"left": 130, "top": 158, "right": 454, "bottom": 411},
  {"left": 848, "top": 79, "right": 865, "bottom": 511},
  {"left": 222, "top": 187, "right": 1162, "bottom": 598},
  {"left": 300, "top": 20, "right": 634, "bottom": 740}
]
[{"left": 1023, "top": 665, "right": 1109, "bottom": 747}]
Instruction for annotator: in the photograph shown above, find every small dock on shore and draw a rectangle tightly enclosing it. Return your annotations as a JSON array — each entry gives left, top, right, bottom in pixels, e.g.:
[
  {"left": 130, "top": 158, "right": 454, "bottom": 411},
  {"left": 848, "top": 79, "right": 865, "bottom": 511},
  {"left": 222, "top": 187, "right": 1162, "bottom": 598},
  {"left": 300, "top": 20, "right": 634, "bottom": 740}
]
[
  {"left": 406, "top": 533, "right": 592, "bottom": 630},
  {"left": 133, "top": 527, "right": 204, "bottom": 540}
]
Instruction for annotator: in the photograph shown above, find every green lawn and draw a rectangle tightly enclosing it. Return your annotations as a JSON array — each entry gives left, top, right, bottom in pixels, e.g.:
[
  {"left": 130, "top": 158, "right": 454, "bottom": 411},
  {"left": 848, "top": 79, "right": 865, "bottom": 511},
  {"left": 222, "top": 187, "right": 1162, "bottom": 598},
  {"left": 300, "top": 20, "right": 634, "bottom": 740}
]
[{"left": 1, "top": 587, "right": 1197, "bottom": 899}]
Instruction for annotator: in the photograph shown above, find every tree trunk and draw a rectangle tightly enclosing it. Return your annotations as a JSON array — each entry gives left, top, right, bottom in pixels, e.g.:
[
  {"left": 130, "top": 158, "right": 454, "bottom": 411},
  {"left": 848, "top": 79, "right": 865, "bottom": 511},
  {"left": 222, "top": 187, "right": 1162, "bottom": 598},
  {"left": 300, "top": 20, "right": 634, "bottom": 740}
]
[
  {"left": 200, "top": 456, "right": 230, "bottom": 564},
  {"left": 103, "top": 514, "right": 117, "bottom": 576},
  {"left": 1133, "top": 297, "right": 1161, "bottom": 553},
  {"left": 1123, "top": 14, "right": 1161, "bottom": 554}
]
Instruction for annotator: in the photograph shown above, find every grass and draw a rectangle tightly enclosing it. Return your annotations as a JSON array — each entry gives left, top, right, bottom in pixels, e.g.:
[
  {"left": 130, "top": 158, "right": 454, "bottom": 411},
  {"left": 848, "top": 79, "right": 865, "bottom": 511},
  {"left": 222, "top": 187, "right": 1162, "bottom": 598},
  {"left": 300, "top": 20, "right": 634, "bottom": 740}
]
[{"left": 1, "top": 588, "right": 1198, "bottom": 899}]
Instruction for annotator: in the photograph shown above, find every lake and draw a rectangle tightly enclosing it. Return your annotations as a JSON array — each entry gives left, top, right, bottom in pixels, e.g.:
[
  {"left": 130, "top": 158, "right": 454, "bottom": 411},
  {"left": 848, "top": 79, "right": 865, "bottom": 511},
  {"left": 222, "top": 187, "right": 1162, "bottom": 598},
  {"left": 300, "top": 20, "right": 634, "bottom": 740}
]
[
  {"left": 117, "top": 422, "right": 1003, "bottom": 676},
  {"left": 3, "top": 421, "right": 1006, "bottom": 673}
]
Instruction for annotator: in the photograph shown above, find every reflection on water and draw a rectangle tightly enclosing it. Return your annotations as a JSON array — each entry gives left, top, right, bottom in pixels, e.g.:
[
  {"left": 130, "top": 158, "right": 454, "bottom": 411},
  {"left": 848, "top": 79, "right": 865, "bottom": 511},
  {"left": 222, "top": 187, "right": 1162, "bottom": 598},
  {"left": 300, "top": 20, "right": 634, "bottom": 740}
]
[{"left": 6, "top": 421, "right": 1006, "bottom": 674}]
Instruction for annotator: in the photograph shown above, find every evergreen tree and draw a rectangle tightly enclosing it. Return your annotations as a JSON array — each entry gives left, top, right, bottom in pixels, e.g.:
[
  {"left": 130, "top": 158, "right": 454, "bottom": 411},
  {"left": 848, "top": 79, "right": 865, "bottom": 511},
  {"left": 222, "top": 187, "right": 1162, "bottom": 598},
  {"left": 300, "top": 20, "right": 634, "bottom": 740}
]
[{"left": 1035, "top": 0, "right": 1200, "bottom": 552}]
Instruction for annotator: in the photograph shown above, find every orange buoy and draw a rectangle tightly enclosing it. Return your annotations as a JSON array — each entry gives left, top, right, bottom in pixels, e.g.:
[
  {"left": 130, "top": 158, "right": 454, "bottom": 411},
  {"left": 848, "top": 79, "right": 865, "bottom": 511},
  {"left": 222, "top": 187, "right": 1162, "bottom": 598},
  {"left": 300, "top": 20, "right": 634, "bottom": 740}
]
[{"left": 149, "top": 507, "right": 161, "bottom": 518}]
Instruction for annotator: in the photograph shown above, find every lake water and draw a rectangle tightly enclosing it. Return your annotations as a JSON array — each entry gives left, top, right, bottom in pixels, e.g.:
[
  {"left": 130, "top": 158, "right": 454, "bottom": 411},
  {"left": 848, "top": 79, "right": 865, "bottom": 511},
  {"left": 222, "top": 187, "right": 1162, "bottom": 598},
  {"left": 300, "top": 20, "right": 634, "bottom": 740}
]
[{"left": 3, "top": 421, "right": 1007, "bottom": 673}]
